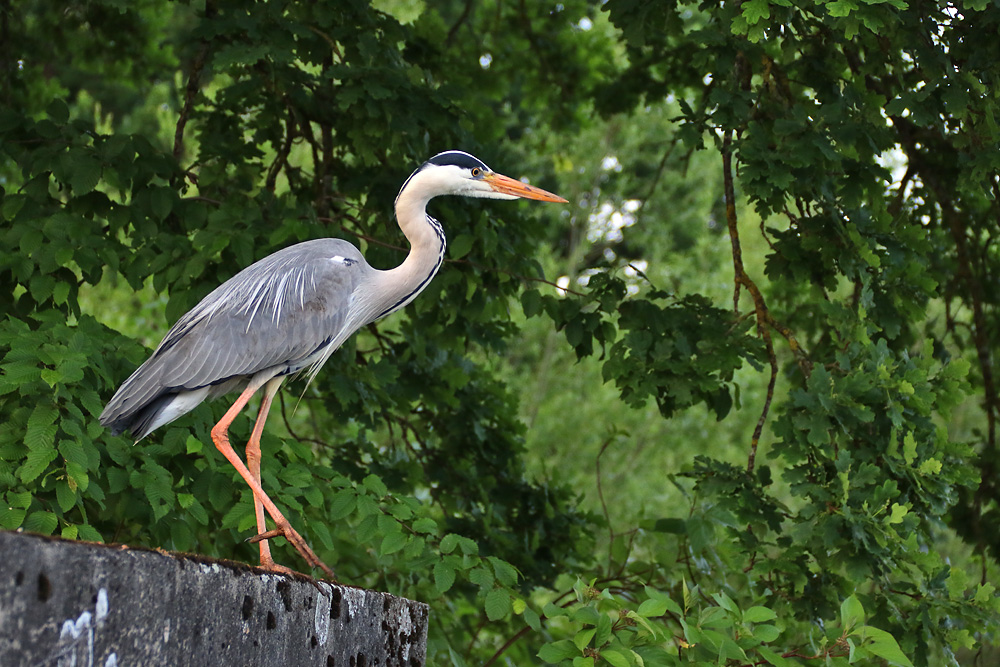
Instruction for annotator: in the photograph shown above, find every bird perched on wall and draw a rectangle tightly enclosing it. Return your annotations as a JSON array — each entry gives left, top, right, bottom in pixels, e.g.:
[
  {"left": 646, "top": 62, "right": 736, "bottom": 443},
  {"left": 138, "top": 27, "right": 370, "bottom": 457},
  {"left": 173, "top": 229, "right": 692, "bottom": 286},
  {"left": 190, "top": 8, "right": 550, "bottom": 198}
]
[{"left": 99, "top": 151, "right": 567, "bottom": 578}]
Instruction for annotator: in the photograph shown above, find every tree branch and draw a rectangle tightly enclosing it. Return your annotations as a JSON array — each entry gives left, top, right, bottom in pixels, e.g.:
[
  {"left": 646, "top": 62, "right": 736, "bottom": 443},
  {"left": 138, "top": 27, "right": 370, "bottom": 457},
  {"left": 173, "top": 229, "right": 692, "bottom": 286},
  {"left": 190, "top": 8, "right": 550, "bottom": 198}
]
[
  {"left": 446, "top": 0, "right": 476, "bottom": 43},
  {"left": 173, "top": 8, "right": 214, "bottom": 163},
  {"left": 265, "top": 103, "right": 297, "bottom": 193},
  {"left": 722, "top": 130, "right": 777, "bottom": 475}
]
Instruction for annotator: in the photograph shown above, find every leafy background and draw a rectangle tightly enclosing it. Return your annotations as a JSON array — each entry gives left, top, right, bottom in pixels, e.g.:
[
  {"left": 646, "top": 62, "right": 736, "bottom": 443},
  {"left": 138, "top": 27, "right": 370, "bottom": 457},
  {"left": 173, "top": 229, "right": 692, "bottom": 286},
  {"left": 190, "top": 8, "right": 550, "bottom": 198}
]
[{"left": 1, "top": 0, "right": 999, "bottom": 665}]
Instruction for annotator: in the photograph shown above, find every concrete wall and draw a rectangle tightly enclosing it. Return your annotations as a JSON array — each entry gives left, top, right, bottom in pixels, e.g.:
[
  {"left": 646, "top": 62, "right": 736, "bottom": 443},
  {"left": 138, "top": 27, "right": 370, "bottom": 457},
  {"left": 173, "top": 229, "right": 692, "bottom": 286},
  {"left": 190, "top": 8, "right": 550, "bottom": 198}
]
[{"left": 0, "top": 531, "right": 427, "bottom": 666}]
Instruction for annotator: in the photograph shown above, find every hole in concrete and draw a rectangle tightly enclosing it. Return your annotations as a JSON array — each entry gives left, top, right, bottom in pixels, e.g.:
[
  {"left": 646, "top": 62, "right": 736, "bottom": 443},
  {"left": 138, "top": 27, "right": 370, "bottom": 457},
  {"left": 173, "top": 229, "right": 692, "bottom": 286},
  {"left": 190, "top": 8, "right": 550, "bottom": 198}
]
[
  {"left": 266, "top": 611, "right": 277, "bottom": 630},
  {"left": 357, "top": 653, "right": 366, "bottom": 667},
  {"left": 15, "top": 571, "right": 24, "bottom": 586},
  {"left": 276, "top": 580, "right": 293, "bottom": 612},
  {"left": 409, "top": 659, "right": 422, "bottom": 667},
  {"left": 241, "top": 595, "right": 254, "bottom": 621},
  {"left": 330, "top": 589, "right": 342, "bottom": 620},
  {"left": 37, "top": 573, "right": 51, "bottom": 602},
  {"left": 383, "top": 597, "right": 390, "bottom": 613},
  {"left": 310, "top": 635, "right": 318, "bottom": 649},
  {"left": 304, "top": 595, "right": 313, "bottom": 611},
  {"left": 326, "top": 657, "right": 335, "bottom": 667}
]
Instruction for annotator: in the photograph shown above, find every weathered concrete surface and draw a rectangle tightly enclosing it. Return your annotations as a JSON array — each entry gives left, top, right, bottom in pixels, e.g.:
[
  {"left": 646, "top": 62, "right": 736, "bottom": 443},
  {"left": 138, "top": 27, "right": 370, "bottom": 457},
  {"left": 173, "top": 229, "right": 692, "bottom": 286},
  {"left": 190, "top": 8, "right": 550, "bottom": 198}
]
[{"left": 0, "top": 531, "right": 427, "bottom": 667}]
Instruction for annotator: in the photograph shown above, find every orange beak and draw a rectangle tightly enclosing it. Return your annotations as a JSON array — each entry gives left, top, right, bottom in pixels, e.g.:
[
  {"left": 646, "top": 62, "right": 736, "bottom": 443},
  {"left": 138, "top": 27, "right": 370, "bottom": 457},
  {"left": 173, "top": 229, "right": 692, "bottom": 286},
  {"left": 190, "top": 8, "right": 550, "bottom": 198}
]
[{"left": 484, "top": 172, "right": 568, "bottom": 203}]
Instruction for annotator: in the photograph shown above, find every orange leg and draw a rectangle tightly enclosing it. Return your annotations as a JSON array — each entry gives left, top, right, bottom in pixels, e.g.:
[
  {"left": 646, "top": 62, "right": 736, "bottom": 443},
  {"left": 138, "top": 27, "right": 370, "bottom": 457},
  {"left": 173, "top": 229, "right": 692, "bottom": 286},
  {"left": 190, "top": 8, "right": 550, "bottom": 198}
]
[
  {"left": 245, "top": 376, "right": 284, "bottom": 570},
  {"left": 210, "top": 379, "right": 335, "bottom": 580}
]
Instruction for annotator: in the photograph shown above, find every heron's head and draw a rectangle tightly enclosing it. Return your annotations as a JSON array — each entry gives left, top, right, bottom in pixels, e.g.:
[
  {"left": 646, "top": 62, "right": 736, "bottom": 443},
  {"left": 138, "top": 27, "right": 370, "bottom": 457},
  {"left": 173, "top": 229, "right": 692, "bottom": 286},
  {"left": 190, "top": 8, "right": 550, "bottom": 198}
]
[{"left": 397, "top": 150, "right": 567, "bottom": 204}]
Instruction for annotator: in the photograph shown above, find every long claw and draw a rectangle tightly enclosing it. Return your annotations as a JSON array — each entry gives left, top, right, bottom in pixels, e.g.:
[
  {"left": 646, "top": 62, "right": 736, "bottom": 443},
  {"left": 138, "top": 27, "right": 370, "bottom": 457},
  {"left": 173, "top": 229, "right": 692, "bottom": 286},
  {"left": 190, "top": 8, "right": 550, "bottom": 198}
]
[
  {"left": 248, "top": 521, "right": 336, "bottom": 581},
  {"left": 248, "top": 528, "right": 283, "bottom": 544}
]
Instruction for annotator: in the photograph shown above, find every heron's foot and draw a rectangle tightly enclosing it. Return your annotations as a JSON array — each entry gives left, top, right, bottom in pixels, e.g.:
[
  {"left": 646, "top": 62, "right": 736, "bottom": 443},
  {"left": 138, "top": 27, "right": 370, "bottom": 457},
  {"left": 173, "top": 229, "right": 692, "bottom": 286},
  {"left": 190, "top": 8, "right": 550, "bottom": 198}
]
[
  {"left": 255, "top": 552, "right": 331, "bottom": 596},
  {"left": 257, "top": 556, "right": 299, "bottom": 577},
  {"left": 249, "top": 523, "right": 336, "bottom": 581}
]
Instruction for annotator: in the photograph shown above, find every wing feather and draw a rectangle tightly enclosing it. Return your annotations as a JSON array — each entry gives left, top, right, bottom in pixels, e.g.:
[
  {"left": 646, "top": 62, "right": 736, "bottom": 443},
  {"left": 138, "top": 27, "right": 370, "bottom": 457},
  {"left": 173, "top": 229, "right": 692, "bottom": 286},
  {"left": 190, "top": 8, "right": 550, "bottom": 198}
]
[{"left": 100, "top": 239, "right": 368, "bottom": 432}]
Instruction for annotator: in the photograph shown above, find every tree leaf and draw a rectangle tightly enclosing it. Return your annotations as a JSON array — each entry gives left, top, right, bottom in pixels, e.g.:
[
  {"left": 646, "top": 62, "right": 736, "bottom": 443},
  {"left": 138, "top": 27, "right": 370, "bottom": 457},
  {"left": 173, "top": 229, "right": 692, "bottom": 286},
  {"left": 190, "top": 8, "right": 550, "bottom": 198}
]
[
  {"left": 25, "top": 404, "right": 59, "bottom": 451},
  {"left": 19, "top": 448, "right": 58, "bottom": 484},
  {"left": 637, "top": 598, "right": 668, "bottom": 618},
  {"left": 743, "top": 606, "right": 778, "bottom": 623},
  {"left": 362, "top": 473, "right": 388, "bottom": 497},
  {"left": 538, "top": 640, "right": 579, "bottom": 663},
  {"left": 328, "top": 489, "right": 357, "bottom": 520},
  {"left": 841, "top": 594, "right": 865, "bottom": 633},
  {"left": 440, "top": 533, "right": 460, "bottom": 554},
  {"left": 434, "top": 561, "right": 456, "bottom": 593},
  {"left": 56, "top": 480, "right": 77, "bottom": 512},
  {"left": 380, "top": 530, "right": 407, "bottom": 555},
  {"left": 599, "top": 650, "right": 630, "bottom": 667},
  {"left": 23, "top": 510, "right": 58, "bottom": 535},
  {"left": 860, "top": 626, "right": 914, "bottom": 667},
  {"left": 450, "top": 234, "right": 475, "bottom": 259},
  {"left": 484, "top": 589, "right": 511, "bottom": 621},
  {"left": 70, "top": 156, "right": 102, "bottom": 194},
  {"left": 412, "top": 517, "right": 438, "bottom": 534},
  {"left": 0, "top": 506, "right": 26, "bottom": 530}
]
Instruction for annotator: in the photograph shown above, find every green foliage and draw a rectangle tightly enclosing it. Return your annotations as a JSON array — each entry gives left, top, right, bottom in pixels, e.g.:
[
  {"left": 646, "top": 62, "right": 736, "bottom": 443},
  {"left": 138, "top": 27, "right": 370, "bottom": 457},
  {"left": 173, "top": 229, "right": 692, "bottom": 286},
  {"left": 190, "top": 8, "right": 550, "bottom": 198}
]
[
  {"left": 2, "top": 0, "right": 1000, "bottom": 665},
  {"left": 534, "top": 585, "right": 915, "bottom": 667},
  {"left": 527, "top": 274, "right": 765, "bottom": 420}
]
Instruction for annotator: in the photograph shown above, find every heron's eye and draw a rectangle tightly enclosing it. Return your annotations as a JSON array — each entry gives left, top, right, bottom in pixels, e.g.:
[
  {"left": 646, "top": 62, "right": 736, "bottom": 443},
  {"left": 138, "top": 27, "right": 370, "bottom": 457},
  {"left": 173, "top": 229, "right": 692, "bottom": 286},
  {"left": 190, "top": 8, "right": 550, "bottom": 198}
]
[{"left": 471, "top": 167, "right": 483, "bottom": 178}]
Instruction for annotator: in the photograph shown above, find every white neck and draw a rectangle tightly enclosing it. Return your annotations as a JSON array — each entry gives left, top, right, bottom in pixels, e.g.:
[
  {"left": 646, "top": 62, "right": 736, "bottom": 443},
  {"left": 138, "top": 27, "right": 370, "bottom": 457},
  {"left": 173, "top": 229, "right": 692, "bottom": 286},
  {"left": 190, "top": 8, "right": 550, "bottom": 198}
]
[{"left": 364, "top": 171, "right": 448, "bottom": 322}]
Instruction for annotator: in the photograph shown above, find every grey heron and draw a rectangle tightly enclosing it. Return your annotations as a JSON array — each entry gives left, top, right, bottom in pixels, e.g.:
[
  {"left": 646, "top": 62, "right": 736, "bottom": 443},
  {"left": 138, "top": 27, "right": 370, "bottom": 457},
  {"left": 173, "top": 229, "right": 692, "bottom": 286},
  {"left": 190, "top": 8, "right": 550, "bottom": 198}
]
[{"left": 99, "top": 150, "right": 567, "bottom": 578}]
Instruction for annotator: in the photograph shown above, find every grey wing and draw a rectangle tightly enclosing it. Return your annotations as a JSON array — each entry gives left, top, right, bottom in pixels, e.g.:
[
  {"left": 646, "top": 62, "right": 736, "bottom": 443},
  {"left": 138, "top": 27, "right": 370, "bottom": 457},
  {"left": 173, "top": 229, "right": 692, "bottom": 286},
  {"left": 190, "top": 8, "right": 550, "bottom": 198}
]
[{"left": 100, "top": 239, "right": 368, "bottom": 434}]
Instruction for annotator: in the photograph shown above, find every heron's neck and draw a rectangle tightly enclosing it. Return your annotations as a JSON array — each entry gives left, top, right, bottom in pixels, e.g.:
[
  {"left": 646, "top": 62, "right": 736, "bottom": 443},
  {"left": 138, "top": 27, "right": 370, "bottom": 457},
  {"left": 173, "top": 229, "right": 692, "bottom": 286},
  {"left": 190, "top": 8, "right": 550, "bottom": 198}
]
[{"left": 369, "top": 189, "right": 447, "bottom": 321}]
